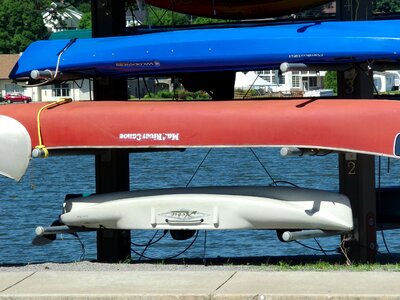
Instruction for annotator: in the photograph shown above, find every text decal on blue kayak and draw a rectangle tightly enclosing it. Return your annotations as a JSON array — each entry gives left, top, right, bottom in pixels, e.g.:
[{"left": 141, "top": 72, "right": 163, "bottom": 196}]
[
  {"left": 120, "top": 133, "right": 180, "bottom": 142},
  {"left": 116, "top": 61, "right": 160, "bottom": 68},
  {"left": 288, "top": 53, "right": 324, "bottom": 59}
]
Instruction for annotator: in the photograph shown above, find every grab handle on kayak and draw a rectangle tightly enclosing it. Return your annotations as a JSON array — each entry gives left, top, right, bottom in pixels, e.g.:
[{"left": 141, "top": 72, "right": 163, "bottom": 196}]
[
  {"left": 281, "top": 230, "right": 348, "bottom": 242},
  {"left": 35, "top": 225, "right": 92, "bottom": 236},
  {"left": 30, "top": 69, "right": 54, "bottom": 80},
  {"left": 280, "top": 62, "right": 350, "bottom": 73},
  {"left": 165, "top": 218, "right": 204, "bottom": 226},
  {"left": 280, "top": 147, "right": 333, "bottom": 157}
]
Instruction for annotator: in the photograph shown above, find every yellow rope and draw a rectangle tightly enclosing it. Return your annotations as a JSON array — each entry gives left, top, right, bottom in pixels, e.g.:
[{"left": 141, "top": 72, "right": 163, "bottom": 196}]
[{"left": 35, "top": 98, "right": 73, "bottom": 158}]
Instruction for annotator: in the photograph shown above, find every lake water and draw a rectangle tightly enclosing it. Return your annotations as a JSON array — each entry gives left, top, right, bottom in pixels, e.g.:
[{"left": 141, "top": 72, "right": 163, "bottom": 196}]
[{"left": 0, "top": 148, "right": 399, "bottom": 264}]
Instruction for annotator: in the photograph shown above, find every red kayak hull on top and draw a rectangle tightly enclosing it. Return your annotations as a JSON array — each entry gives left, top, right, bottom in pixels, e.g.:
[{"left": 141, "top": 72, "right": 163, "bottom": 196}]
[
  {"left": 146, "top": 0, "right": 332, "bottom": 19},
  {"left": 0, "top": 99, "right": 399, "bottom": 158}
]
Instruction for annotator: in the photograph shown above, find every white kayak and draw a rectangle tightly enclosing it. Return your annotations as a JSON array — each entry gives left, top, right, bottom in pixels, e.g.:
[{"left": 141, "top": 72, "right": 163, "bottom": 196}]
[
  {"left": 60, "top": 186, "right": 353, "bottom": 232},
  {"left": 0, "top": 115, "right": 31, "bottom": 181}
]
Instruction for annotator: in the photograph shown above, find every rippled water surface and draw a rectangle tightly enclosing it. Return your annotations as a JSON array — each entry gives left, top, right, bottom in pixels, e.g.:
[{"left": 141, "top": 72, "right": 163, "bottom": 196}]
[{"left": 0, "top": 148, "right": 399, "bottom": 264}]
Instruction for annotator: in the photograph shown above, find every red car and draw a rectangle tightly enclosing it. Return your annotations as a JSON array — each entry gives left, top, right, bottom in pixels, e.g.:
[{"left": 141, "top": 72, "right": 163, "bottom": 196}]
[{"left": 4, "top": 93, "right": 32, "bottom": 103}]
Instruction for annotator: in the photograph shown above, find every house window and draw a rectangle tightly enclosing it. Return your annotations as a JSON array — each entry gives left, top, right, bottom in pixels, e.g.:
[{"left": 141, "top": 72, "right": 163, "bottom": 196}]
[
  {"left": 279, "top": 74, "right": 285, "bottom": 85},
  {"left": 52, "top": 83, "right": 70, "bottom": 97},
  {"left": 292, "top": 75, "right": 300, "bottom": 88},
  {"left": 258, "top": 70, "right": 285, "bottom": 85},
  {"left": 5, "top": 83, "right": 24, "bottom": 94},
  {"left": 309, "top": 77, "right": 318, "bottom": 88}
]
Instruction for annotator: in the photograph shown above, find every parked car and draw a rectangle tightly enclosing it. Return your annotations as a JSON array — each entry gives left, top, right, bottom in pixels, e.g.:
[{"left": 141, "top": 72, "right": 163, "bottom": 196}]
[{"left": 4, "top": 93, "right": 32, "bottom": 103}]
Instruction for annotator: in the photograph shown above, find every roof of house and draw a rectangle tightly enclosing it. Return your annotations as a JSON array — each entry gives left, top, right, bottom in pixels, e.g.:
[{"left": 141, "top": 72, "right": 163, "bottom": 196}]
[
  {"left": 43, "top": 3, "right": 83, "bottom": 32},
  {"left": 0, "top": 54, "right": 19, "bottom": 80},
  {"left": 49, "top": 29, "right": 91, "bottom": 40}
]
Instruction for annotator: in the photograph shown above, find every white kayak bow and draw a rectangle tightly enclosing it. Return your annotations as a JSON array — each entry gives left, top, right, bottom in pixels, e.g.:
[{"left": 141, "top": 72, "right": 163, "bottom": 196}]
[{"left": 0, "top": 115, "right": 31, "bottom": 181}]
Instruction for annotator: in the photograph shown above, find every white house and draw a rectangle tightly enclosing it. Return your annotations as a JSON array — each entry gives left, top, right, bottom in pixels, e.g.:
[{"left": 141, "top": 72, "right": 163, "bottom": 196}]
[
  {"left": 235, "top": 71, "right": 287, "bottom": 93},
  {"left": 257, "top": 70, "right": 327, "bottom": 93},
  {"left": 43, "top": 2, "right": 83, "bottom": 32},
  {"left": 374, "top": 71, "right": 400, "bottom": 93},
  {"left": 0, "top": 54, "right": 93, "bottom": 101},
  {"left": 238, "top": 69, "right": 400, "bottom": 97},
  {"left": 37, "top": 80, "right": 93, "bottom": 101},
  {"left": 0, "top": 54, "right": 25, "bottom": 98},
  {"left": 235, "top": 70, "right": 327, "bottom": 96}
]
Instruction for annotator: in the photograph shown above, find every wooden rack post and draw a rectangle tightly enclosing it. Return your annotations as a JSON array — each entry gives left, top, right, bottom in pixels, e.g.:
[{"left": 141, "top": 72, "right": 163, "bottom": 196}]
[
  {"left": 91, "top": 0, "right": 131, "bottom": 262},
  {"left": 336, "top": 0, "right": 376, "bottom": 263}
]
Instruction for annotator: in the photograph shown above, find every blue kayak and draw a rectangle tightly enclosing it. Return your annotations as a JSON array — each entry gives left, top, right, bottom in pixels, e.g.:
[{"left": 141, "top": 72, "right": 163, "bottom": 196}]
[{"left": 10, "top": 20, "right": 400, "bottom": 82}]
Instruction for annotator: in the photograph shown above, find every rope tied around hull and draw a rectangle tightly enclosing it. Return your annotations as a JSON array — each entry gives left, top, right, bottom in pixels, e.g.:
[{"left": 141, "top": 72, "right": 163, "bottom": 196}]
[{"left": 32, "top": 98, "right": 73, "bottom": 158}]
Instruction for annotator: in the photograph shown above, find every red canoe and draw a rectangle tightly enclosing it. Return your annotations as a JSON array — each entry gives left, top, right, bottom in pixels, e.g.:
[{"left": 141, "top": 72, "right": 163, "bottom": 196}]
[
  {"left": 146, "top": 0, "right": 332, "bottom": 19},
  {"left": 0, "top": 99, "right": 399, "bottom": 158}
]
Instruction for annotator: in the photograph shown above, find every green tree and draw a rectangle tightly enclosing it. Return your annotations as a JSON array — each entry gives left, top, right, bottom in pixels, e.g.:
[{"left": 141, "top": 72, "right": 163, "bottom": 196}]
[
  {"left": 146, "top": 6, "right": 190, "bottom": 26},
  {"left": 78, "top": 11, "right": 91, "bottom": 28},
  {"left": 75, "top": 1, "right": 91, "bottom": 13},
  {"left": 324, "top": 71, "right": 337, "bottom": 94},
  {"left": 373, "top": 0, "right": 400, "bottom": 13},
  {"left": 192, "top": 17, "right": 229, "bottom": 25},
  {"left": 0, "top": 0, "right": 48, "bottom": 54}
]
